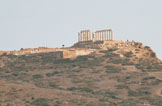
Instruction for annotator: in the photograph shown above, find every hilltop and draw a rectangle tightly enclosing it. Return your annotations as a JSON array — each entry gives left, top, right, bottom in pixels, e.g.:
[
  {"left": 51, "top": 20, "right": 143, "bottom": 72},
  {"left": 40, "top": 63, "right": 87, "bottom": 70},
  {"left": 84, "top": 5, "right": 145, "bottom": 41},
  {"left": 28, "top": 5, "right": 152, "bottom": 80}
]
[
  {"left": 0, "top": 40, "right": 162, "bottom": 106},
  {"left": 0, "top": 40, "right": 160, "bottom": 61}
]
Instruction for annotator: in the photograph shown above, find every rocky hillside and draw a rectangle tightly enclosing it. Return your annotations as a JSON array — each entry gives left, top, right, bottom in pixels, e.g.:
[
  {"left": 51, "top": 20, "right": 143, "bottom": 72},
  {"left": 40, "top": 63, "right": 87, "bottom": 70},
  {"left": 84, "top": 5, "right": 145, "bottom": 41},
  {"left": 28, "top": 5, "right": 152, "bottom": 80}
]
[{"left": 0, "top": 42, "right": 162, "bottom": 106}]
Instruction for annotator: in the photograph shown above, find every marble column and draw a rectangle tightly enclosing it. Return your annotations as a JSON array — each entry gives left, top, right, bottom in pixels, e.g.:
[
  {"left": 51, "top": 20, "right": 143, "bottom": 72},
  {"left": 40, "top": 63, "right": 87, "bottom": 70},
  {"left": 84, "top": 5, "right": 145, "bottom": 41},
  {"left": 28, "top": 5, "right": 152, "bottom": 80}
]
[
  {"left": 100, "top": 32, "right": 101, "bottom": 41},
  {"left": 101, "top": 32, "right": 103, "bottom": 40},
  {"left": 109, "top": 30, "right": 111, "bottom": 40},
  {"left": 84, "top": 32, "right": 86, "bottom": 41},
  {"left": 111, "top": 30, "right": 113, "bottom": 40},
  {"left": 110, "top": 30, "right": 112, "bottom": 40},
  {"left": 104, "top": 32, "right": 105, "bottom": 40},
  {"left": 92, "top": 32, "right": 95, "bottom": 41},
  {"left": 89, "top": 31, "right": 91, "bottom": 40},
  {"left": 97, "top": 32, "right": 99, "bottom": 41},
  {"left": 102, "top": 32, "right": 103, "bottom": 41},
  {"left": 108, "top": 30, "right": 110, "bottom": 40},
  {"left": 106, "top": 31, "right": 108, "bottom": 40},
  {"left": 80, "top": 32, "right": 81, "bottom": 42},
  {"left": 90, "top": 31, "right": 91, "bottom": 40},
  {"left": 108, "top": 31, "right": 109, "bottom": 40},
  {"left": 78, "top": 32, "right": 80, "bottom": 42},
  {"left": 87, "top": 31, "right": 88, "bottom": 41},
  {"left": 105, "top": 31, "right": 107, "bottom": 41},
  {"left": 88, "top": 31, "right": 90, "bottom": 40},
  {"left": 83, "top": 32, "right": 84, "bottom": 41},
  {"left": 107, "top": 31, "right": 109, "bottom": 40},
  {"left": 100, "top": 32, "right": 101, "bottom": 40},
  {"left": 85, "top": 32, "right": 86, "bottom": 41},
  {"left": 80, "top": 32, "right": 82, "bottom": 41}
]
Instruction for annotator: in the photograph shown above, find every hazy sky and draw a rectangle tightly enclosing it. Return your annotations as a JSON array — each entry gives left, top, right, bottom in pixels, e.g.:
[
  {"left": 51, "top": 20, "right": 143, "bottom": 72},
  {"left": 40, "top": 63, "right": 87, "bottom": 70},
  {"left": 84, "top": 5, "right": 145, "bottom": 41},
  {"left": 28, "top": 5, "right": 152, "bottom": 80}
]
[{"left": 0, "top": 0, "right": 162, "bottom": 59}]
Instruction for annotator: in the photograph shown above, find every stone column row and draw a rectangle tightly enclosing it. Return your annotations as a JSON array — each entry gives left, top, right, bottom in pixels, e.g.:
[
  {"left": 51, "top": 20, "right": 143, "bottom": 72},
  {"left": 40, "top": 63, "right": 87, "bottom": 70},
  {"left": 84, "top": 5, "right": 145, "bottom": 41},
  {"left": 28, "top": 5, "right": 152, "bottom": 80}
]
[
  {"left": 78, "top": 30, "right": 91, "bottom": 42},
  {"left": 94, "top": 30, "right": 113, "bottom": 41},
  {"left": 78, "top": 29, "right": 113, "bottom": 42}
]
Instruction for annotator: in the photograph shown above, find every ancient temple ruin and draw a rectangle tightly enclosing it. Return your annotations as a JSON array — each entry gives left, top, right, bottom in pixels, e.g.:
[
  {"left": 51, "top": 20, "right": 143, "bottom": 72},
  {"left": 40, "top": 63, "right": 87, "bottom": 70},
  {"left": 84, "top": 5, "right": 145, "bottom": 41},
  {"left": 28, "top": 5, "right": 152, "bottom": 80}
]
[{"left": 78, "top": 29, "right": 113, "bottom": 42}]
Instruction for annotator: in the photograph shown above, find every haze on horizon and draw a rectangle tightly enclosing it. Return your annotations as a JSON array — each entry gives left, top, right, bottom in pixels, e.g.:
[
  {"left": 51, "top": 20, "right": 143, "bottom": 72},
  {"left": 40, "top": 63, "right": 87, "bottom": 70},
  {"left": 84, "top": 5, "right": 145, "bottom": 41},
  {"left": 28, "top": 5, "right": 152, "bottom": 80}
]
[{"left": 0, "top": 0, "right": 162, "bottom": 60}]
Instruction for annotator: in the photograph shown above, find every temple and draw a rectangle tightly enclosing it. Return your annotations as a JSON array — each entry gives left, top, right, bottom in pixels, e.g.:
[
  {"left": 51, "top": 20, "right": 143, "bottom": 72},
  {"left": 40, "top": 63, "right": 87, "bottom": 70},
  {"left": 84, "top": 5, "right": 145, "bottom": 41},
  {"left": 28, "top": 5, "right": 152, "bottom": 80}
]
[{"left": 78, "top": 29, "right": 113, "bottom": 42}]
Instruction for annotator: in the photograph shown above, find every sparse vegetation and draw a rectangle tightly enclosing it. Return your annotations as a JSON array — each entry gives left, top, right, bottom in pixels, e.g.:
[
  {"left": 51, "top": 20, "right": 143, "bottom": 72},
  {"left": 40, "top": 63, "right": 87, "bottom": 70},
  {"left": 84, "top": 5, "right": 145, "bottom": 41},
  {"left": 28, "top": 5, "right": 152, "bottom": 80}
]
[
  {"left": 67, "top": 87, "right": 93, "bottom": 93},
  {"left": 46, "top": 71, "right": 60, "bottom": 77},
  {"left": 115, "top": 84, "right": 129, "bottom": 89},
  {"left": 31, "top": 98, "right": 49, "bottom": 106},
  {"left": 32, "top": 74, "right": 43, "bottom": 79},
  {"left": 12, "top": 72, "right": 19, "bottom": 76},
  {"left": 142, "top": 76, "right": 156, "bottom": 80},
  {"left": 150, "top": 52, "right": 156, "bottom": 57},
  {"left": 144, "top": 46, "right": 150, "bottom": 49},
  {"left": 0, "top": 42, "right": 161, "bottom": 106},
  {"left": 140, "top": 96, "right": 162, "bottom": 106},
  {"left": 54, "top": 58, "right": 72, "bottom": 64},
  {"left": 105, "top": 65, "right": 121, "bottom": 73},
  {"left": 124, "top": 51, "right": 133, "bottom": 57},
  {"left": 48, "top": 82, "right": 59, "bottom": 88},
  {"left": 128, "top": 89, "right": 151, "bottom": 97}
]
